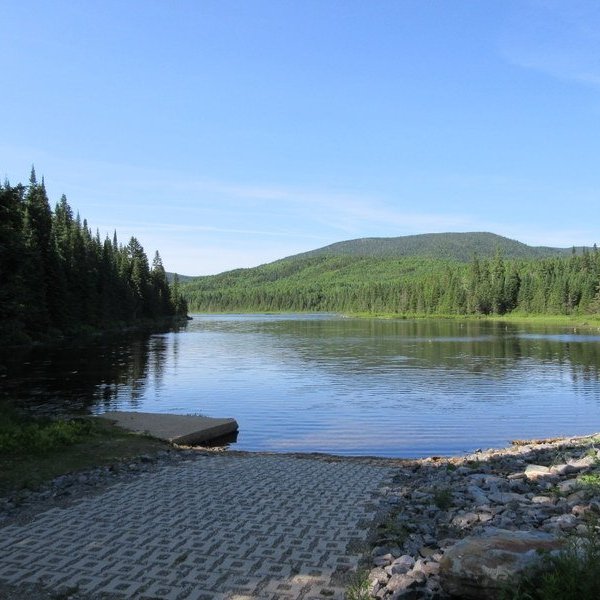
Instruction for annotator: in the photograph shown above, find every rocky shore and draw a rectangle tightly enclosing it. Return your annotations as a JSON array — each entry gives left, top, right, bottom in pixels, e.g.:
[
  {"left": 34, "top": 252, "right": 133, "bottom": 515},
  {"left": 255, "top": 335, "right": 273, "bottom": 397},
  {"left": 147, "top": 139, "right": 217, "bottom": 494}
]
[{"left": 369, "top": 433, "right": 600, "bottom": 599}]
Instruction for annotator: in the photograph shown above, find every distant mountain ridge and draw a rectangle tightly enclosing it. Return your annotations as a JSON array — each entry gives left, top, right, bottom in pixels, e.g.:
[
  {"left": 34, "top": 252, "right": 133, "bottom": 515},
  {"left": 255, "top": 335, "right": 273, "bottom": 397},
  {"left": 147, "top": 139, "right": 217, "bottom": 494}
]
[
  {"left": 179, "top": 231, "right": 599, "bottom": 316},
  {"left": 289, "top": 232, "right": 572, "bottom": 262}
]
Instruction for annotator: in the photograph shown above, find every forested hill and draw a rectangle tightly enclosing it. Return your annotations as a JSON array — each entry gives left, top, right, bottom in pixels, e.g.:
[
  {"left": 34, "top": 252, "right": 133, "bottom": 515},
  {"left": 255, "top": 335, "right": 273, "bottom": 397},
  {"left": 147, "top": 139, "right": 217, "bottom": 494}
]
[
  {"left": 0, "top": 170, "right": 188, "bottom": 345},
  {"left": 180, "top": 233, "right": 600, "bottom": 317},
  {"left": 290, "top": 232, "right": 571, "bottom": 261}
]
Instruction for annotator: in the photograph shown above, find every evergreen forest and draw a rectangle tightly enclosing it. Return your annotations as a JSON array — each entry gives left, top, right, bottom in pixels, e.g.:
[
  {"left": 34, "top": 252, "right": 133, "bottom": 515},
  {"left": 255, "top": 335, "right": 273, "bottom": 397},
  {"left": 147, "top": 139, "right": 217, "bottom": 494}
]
[
  {"left": 0, "top": 169, "right": 188, "bottom": 345},
  {"left": 181, "top": 238, "right": 600, "bottom": 317}
]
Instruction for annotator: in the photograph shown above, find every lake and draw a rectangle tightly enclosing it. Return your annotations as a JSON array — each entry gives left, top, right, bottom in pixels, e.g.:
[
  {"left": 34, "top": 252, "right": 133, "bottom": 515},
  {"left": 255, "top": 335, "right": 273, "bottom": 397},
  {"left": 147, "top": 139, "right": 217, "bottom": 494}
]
[{"left": 2, "top": 314, "right": 600, "bottom": 458}]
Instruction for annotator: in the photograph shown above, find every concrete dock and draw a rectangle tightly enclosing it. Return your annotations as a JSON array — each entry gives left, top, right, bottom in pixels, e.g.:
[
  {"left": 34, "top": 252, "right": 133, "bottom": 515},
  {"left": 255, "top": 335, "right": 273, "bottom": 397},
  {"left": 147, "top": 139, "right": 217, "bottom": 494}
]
[{"left": 98, "top": 411, "right": 239, "bottom": 445}]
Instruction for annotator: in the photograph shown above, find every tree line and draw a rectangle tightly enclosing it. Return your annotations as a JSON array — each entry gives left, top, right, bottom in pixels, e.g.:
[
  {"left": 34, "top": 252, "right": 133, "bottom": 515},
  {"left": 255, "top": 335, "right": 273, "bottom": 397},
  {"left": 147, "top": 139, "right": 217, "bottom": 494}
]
[
  {"left": 0, "top": 169, "right": 188, "bottom": 344},
  {"left": 181, "top": 250, "right": 600, "bottom": 317}
]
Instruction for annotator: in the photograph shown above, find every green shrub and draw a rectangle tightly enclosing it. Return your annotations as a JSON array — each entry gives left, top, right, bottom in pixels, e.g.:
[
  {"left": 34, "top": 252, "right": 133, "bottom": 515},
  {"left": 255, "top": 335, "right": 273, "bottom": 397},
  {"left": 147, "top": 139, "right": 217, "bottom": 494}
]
[
  {"left": 433, "top": 487, "right": 453, "bottom": 510},
  {"left": 578, "top": 472, "right": 600, "bottom": 494},
  {"left": 0, "top": 408, "right": 92, "bottom": 455},
  {"left": 345, "top": 570, "right": 370, "bottom": 600},
  {"left": 507, "top": 521, "right": 600, "bottom": 600}
]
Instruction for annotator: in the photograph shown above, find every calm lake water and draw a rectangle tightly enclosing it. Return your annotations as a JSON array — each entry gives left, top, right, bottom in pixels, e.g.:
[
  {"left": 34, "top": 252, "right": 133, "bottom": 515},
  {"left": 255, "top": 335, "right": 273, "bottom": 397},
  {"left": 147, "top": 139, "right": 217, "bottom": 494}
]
[{"left": 3, "top": 314, "right": 600, "bottom": 458}]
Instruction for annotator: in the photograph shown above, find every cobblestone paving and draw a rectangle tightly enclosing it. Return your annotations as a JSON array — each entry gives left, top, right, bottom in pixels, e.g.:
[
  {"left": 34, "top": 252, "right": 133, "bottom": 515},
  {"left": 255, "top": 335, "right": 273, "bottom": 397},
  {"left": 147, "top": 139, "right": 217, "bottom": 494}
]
[{"left": 0, "top": 454, "right": 393, "bottom": 599}]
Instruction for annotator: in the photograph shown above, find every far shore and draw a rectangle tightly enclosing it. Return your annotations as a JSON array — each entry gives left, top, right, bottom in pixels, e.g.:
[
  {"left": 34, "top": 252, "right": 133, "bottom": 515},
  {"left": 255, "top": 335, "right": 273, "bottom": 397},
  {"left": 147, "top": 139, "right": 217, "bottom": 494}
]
[{"left": 186, "top": 309, "right": 600, "bottom": 329}]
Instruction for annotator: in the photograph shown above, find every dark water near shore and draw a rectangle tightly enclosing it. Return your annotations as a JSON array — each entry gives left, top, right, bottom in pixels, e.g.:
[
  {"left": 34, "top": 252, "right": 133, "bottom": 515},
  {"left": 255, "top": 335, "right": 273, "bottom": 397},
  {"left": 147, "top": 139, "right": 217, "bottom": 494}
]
[{"left": 2, "top": 314, "right": 600, "bottom": 458}]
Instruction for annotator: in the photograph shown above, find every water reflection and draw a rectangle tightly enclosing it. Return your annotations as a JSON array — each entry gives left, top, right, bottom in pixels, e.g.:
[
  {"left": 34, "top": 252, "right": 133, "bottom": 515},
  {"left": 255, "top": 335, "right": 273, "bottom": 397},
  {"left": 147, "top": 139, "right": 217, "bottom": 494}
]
[
  {"left": 0, "top": 330, "right": 174, "bottom": 415},
  {"left": 1, "top": 315, "right": 600, "bottom": 457}
]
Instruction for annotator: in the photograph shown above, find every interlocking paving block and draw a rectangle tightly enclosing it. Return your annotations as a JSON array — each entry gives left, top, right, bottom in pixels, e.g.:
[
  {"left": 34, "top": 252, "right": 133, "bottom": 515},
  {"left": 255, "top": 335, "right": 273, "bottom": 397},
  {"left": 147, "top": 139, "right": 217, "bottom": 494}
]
[{"left": 0, "top": 454, "right": 393, "bottom": 599}]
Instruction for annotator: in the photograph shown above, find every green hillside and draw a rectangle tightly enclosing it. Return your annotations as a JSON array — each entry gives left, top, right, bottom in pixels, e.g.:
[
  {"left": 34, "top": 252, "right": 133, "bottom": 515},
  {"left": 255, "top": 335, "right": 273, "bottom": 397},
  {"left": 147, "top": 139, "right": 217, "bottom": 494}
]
[
  {"left": 180, "top": 232, "right": 599, "bottom": 317},
  {"left": 292, "top": 231, "right": 570, "bottom": 261}
]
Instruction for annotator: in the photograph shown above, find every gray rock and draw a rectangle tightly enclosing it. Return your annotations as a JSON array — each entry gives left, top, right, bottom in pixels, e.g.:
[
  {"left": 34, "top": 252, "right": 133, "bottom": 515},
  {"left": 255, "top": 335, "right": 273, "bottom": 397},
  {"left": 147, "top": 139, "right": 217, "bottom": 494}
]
[
  {"left": 488, "top": 491, "right": 529, "bottom": 504},
  {"left": 524, "top": 464, "right": 551, "bottom": 480},
  {"left": 571, "top": 504, "right": 592, "bottom": 518},
  {"left": 373, "top": 553, "right": 395, "bottom": 567},
  {"left": 531, "top": 495, "right": 554, "bottom": 505},
  {"left": 451, "top": 512, "right": 479, "bottom": 529},
  {"left": 567, "top": 490, "right": 588, "bottom": 505},
  {"left": 387, "top": 573, "right": 420, "bottom": 593},
  {"left": 391, "top": 555, "right": 415, "bottom": 570},
  {"left": 557, "top": 478, "right": 580, "bottom": 494},
  {"left": 390, "top": 588, "right": 420, "bottom": 600},
  {"left": 369, "top": 567, "right": 390, "bottom": 585},
  {"left": 545, "top": 514, "right": 578, "bottom": 530},
  {"left": 417, "top": 560, "right": 440, "bottom": 576},
  {"left": 550, "top": 463, "right": 577, "bottom": 476},
  {"left": 508, "top": 479, "right": 529, "bottom": 493},
  {"left": 567, "top": 456, "right": 596, "bottom": 471},
  {"left": 372, "top": 545, "right": 393, "bottom": 557},
  {"left": 476, "top": 511, "right": 494, "bottom": 523},
  {"left": 418, "top": 545, "right": 438, "bottom": 558},
  {"left": 439, "top": 528, "right": 564, "bottom": 599},
  {"left": 467, "top": 485, "right": 489, "bottom": 505}
]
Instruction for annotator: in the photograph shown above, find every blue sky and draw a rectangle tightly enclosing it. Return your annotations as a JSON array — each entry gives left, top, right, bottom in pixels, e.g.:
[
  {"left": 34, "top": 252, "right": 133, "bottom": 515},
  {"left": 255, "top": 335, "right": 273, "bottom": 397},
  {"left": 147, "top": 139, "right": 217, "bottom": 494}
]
[{"left": 2, "top": 1, "right": 600, "bottom": 275}]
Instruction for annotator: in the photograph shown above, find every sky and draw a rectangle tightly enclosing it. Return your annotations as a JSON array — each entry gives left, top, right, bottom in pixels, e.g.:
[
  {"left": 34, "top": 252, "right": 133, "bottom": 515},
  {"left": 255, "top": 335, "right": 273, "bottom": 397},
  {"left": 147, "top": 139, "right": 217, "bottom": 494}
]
[{"left": 2, "top": 1, "right": 600, "bottom": 275}]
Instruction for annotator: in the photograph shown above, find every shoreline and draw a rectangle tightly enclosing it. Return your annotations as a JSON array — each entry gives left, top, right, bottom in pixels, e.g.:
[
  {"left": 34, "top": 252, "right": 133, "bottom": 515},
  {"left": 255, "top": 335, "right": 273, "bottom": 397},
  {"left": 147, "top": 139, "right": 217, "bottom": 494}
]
[
  {"left": 2, "top": 430, "right": 599, "bottom": 518},
  {"left": 364, "top": 431, "right": 600, "bottom": 599},
  {"left": 0, "top": 315, "right": 189, "bottom": 351},
  {"left": 187, "top": 309, "right": 600, "bottom": 330},
  {"left": 2, "top": 431, "right": 600, "bottom": 599}
]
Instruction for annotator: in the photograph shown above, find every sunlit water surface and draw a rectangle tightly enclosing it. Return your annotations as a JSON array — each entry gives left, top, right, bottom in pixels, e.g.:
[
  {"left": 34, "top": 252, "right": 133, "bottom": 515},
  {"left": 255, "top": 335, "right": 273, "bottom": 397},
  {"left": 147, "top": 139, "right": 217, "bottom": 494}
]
[{"left": 3, "top": 314, "right": 600, "bottom": 458}]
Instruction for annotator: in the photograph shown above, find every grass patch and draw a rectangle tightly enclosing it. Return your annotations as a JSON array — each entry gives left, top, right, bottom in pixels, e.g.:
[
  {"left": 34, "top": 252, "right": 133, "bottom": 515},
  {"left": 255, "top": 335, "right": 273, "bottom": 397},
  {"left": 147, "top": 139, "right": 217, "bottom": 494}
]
[
  {"left": 343, "top": 311, "right": 600, "bottom": 328},
  {"left": 507, "top": 520, "right": 600, "bottom": 600},
  {"left": 345, "top": 570, "right": 371, "bottom": 600},
  {"left": 373, "top": 511, "right": 409, "bottom": 547},
  {"left": 578, "top": 473, "right": 600, "bottom": 494},
  {"left": 0, "top": 402, "right": 170, "bottom": 497},
  {"left": 433, "top": 487, "right": 453, "bottom": 510},
  {"left": 0, "top": 411, "right": 92, "bottom": 454}
]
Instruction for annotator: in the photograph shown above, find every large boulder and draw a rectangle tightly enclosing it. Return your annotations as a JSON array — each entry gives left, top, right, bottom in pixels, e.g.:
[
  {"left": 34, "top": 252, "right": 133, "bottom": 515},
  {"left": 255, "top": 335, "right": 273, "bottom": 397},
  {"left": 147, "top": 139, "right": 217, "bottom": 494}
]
[{"left": 439, "top": 528, "right": 565, "bottom": 599}]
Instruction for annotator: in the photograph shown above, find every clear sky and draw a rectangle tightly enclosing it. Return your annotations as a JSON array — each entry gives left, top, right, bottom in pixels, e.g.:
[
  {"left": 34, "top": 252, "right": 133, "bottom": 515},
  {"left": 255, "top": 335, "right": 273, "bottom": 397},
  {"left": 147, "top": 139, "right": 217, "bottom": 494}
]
[{"left": 2, "top": 1, "right": 599, "bottom": 275}]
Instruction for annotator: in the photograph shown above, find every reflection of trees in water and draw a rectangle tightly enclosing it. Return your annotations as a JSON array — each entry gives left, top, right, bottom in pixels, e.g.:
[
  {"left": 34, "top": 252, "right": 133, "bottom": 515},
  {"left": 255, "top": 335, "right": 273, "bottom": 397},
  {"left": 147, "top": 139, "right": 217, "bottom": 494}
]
[
  {"left": 2, "top": 317, "right": 599, "bottom": 415},
  {"left": 249, "top": 318, "right": 600, "bottom": 385},
  {"left": 0, "top": 330, "right": 171, "bottom": 415}
]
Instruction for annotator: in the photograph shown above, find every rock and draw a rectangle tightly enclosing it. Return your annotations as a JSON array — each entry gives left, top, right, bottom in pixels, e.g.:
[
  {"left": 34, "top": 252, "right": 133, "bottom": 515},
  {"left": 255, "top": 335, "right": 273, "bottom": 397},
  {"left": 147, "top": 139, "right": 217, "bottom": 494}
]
[
  {"left": 390, "top": 589, "right": 420, "bottom": 600},
  {"left": 387, "top": 573, "right": 421, "bottom": 593},
  {"left": 467, "top": 485, "right": 489, "bottom": 505},
  {"left": 439, "top": 528, "right": 565, "bottom": 599},
  {"left": 550, "top": 463, "right": 578, "bottom": 476},
  {"left": 412, "top": 558, "right": 439, "bottom": 576},
  {"left": 373, "top": 553, "right": 395, "bottom": 567},
  {"left": 567, "top": 490, "right": 588, "bottom": 504},
  {"left": 389, "top": 555, "right": 415, "bottom": 575},
  {"left": 451, "top": 512, "right": 479, "bottom": 529},
  {"left": 488, "top": 491, "right": 529, "bottom": 504},
  {"left": 524, "top": 464, "right": 551, "bottom": 480},
  {"left": 545, "top": 514, "right": 578, "bottom": 530},
  {"left": 468, "top": 474, "right": 505, "bottom": 487},
  {"left": 476, "top": 511, "right": 494, "bottom": 523},
  {"left": 369, "top": 567, "right": 390, "bottom": 585},
  {"left": 571, "top": 504, "right": 592, "bottom": 518},
  {"left": 508, "top": 479, "right": 529, "bottom": 493},
  {"left": 455, "top": 466, "right": 474, "bottom": 476},
  {"left": 417, "top": 560, "right": 440, "bottom": 576},
  {"left": 531, "top": 495, "right": 554, "bottom": 505},
  {"left": 418, "top": 545, "right": 438, "bottom": 558},
  {"left": 557, "top": 478, "right": 579, "bottom": 494},
  {"left": 372, "top": 545, "right": 393, "bottom": 557},
  {"left": 567, "top": 456, "right": 596, "bottom": 471}
]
